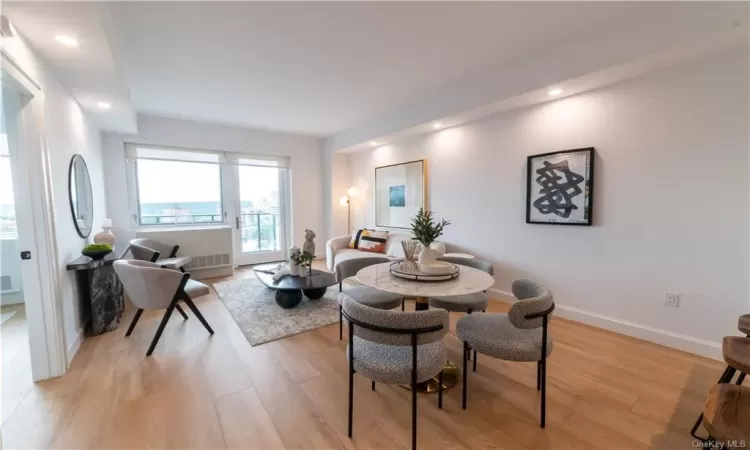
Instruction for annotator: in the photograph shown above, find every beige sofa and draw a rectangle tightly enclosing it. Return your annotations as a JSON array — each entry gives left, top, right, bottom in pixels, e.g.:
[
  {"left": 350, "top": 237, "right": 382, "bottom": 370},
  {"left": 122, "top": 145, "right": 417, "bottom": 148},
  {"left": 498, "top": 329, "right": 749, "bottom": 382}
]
[{"left": 325, "top": 231, "right": 446, "bottom": 272}]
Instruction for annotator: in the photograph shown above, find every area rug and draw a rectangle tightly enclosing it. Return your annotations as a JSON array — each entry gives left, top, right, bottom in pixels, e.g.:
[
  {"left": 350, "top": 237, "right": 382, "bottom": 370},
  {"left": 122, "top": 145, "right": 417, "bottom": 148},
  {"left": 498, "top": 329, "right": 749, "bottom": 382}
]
[
  {"left": 0, "top": 311, "right": 16, "bottom": 324},
  {"left": 212, "top": 277, "right": 340, "bottom": 346}
]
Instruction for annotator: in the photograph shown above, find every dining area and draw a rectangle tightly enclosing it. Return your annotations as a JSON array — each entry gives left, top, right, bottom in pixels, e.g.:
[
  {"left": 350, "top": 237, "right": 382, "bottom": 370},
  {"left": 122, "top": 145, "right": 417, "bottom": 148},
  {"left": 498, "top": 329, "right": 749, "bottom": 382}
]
[{"left": 337, "top": 255, "right": 555, "bottom": 450}]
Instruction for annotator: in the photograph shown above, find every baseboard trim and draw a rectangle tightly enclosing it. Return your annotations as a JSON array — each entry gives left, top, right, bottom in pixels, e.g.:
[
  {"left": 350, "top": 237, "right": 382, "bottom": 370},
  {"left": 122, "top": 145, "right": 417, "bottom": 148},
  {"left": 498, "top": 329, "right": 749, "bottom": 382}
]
[
  {"left": 487, "top": 288, "right": 722, "bottom": 360},
  {"left": 66, "top": 319, "right": 88, "bottom": 365}
]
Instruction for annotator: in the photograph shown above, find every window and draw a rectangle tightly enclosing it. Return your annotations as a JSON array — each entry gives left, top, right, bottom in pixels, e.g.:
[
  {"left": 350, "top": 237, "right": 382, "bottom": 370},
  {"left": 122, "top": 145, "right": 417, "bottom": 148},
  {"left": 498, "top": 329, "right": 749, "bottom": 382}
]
[
  {"left": 0, "top": 133, "right": 16, "bottom": 238},
  {"left": 128, "top": 146, "right": 225, "bottom": 226}
]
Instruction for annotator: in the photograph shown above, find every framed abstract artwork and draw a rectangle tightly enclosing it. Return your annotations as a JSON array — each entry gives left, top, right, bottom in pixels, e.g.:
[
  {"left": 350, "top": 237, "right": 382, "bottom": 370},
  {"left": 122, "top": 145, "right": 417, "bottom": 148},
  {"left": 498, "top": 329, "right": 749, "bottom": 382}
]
[
  {"left": 526, "top": 147, "right": 595, "bottom": 226},
  {"left": 375, "top": 160, "right": 426, "bottom": 229}
]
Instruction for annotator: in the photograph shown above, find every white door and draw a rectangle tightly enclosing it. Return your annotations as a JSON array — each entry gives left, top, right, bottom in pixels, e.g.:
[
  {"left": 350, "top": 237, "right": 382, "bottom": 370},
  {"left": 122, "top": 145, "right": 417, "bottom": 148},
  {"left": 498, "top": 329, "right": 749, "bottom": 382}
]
[{"left": 233, "top": 160, "right": 290, "bottom": 266}]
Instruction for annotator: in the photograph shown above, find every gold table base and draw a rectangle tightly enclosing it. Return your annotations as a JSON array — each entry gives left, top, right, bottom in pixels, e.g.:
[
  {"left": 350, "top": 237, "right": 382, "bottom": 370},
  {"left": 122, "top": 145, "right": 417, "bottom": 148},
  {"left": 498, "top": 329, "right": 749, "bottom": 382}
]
[{"left": 401, "top": 360, "right": 459, "bottom": 393}]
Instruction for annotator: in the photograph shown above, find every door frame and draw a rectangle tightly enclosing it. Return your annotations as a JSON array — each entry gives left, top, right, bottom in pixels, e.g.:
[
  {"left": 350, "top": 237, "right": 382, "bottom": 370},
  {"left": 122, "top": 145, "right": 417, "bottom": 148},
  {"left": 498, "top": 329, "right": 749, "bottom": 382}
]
[
  {"left": 2, "top": 51, "right": 67, "bottom": 381},
  {"left": 231, "top": 164, "right": 291, "bottom": 266}
]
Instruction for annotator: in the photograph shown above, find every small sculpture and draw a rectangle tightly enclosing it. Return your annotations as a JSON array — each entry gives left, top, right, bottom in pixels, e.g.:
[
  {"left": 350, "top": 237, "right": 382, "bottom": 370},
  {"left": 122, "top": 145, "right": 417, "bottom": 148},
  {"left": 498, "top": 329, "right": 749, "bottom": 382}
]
[{"left": 302, "top": 229, "right": 316, "bottom": 257}]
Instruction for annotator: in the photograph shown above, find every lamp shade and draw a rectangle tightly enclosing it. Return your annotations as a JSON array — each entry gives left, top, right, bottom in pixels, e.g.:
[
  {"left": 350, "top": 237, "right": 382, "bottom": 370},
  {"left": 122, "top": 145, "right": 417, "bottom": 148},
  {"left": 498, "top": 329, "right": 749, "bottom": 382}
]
[
  {"left": 339, "top": 196, "right": 349, "bottom": 207},
  {"left": 347, "top": 187, "right": 359, "bottom": 198}
]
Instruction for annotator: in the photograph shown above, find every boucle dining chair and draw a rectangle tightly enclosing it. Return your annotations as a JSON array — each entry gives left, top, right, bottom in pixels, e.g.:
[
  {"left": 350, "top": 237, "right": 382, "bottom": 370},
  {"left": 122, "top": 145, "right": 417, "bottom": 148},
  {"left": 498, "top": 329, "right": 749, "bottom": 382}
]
[
  {"left": 456, "top": 279, "right": 554, "bottom": 428},
  {"left": 335, "top": 258, "right": 404, "bottom": 340},
  {"left": 128, "top": 238, "right": 192, "bottom": 271},
  {"left": 113, "top": 260, "right": 214, "bottom": 356},
  {"left": 340, "top": 293, "right": 448, "bottom": 450},
  {"left": 429, "top": 256, "right": 494, "bottom": 365}
]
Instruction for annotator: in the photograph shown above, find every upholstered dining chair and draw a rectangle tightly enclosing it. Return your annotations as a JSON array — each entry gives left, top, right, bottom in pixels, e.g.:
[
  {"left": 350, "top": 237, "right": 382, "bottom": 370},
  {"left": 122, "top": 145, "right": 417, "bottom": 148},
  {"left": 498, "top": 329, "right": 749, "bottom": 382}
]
[
  {"left": 335, "top": 258, "right": 403, "bottom": 340},
  {"left": 456, "top": 279, "right": 554, "bottom": 428},
  {"left": 429, "top": 256, "right": 494, "bottom": 364},
  {"left": 113, "top": 260, "right": 214, "bottom": 356},
  {"left": 340, "top": 293, "right": 448, "bottom": 450},
  {"left": 127, "top": 238, "right": 192, "bottom": 271}
]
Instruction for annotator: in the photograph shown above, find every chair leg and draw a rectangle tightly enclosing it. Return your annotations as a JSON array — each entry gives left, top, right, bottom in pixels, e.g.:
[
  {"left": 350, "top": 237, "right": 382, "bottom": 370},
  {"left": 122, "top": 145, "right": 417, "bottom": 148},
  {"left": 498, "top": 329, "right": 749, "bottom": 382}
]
[
  {"left": 348, "top": 322, "right": 354, "bottom": 438},
  {"left": 473, "top": 350, "right": 477, "bottom": 372},
  {"left": 438, "top": 370, "right": 444, "bottom": 409},
  {"left": 401, "top": 298, "right": 405, "bottom": 311},
  {"left": 182, "top": 295, "right": 214, "bottom": 334},
  {"left": 175, "top": 304, "right": 188, "bottom": 320},
  {"left": 339, "top": 305, "right": 343, "bottom": 341},
  {"left": 540, "top": 355, "right": 547, "bottom": 428},
  {"left": 411, "top": 362, "right": 417, "bottom": 450},
  {"left": 146, "top": 303, "right": 177, "bottom": 356},
  {"left": 339, "top": 282, "right": 342, "bottom": 292},
  {"left": 737, "top": 372, "right": 747, "bottom": 385},
  {"left": 467, "top": 309, "right": 472, "bottom": 361},
  {"left": 125, "top": 309, "right": 144, "bottom": 337},
  {"left": 537, "top": 361, "right": 541, "bottom": 391},
  {"left": 371, "top": 380, "right": 375, "bottom": 391},
  {"left": 462, "top": 341, "right": 469, "bottom": 410}
]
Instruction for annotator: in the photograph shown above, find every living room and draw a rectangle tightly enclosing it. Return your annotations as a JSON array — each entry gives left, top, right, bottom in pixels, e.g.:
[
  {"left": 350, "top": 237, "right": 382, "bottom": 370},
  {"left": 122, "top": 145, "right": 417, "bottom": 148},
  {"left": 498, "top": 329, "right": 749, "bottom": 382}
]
[{"left": 0, "top": 1, "right": 748, "bottom": 449}]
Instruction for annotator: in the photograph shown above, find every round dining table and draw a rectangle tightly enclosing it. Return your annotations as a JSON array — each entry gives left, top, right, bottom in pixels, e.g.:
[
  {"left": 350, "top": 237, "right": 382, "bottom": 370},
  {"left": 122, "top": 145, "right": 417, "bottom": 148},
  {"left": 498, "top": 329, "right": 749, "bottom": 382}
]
[{"left": 356, "top": 261, "right": 495, "bottom": 392}]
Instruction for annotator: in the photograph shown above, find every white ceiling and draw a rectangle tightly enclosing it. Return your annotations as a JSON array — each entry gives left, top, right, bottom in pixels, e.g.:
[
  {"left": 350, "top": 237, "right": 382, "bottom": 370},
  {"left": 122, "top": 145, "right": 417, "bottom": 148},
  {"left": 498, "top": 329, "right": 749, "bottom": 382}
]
[{"left": 4, "top": 1, "right": 659, "bottom": 136}]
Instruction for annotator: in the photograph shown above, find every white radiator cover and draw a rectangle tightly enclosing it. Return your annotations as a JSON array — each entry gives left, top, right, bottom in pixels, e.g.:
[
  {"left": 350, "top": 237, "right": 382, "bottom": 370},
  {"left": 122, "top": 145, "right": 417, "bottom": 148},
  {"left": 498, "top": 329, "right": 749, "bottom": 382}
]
[{"left": 135, "top": 227, "right": 234, "bottom": 269}]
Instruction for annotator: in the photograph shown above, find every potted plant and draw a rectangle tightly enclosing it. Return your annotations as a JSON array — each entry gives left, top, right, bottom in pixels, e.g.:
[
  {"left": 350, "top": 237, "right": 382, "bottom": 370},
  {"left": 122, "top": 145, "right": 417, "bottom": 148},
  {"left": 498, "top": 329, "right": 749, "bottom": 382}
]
[
  {"left": 410, "top": 208, "right": 450, "bottom": 265},
  {"left": 290, "top": 250, "right": 314, "bottom": 277}
]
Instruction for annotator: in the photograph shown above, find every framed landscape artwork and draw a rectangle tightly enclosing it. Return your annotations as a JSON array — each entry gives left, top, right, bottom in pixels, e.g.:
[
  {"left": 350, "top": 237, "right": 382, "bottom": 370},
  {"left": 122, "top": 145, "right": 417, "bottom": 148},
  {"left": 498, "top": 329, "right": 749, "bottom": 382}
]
[
  {"left": 526, "top": 147, "right": 595, "bottom": 226},
  {"left": 375, "top": 160, "right": 426, "bottom": 229}
]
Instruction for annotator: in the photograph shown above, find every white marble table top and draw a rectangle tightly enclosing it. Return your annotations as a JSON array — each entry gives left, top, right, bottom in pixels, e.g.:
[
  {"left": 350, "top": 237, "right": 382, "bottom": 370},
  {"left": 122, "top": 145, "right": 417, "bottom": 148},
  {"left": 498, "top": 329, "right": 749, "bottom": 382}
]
[{"left": 356, "top": 262, "right": 495, "bottom": 298}]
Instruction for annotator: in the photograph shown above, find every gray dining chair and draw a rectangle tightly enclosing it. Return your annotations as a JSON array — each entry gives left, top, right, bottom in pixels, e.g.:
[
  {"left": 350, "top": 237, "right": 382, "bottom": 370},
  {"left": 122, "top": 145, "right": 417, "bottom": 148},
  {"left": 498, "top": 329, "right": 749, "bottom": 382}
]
[
  {"left": 113, "top": 260, "right": 214, "bottom": 356},
  {"left": 341, "top": 293, "right": 448, "bottom": 450},
  {"left": 127, "top": 238, "right": 192, "bottom": 271},
  {"left": 429, "top": 256, "right": 494, "bottom": 364},
  {"left": 335, "top": 258, "right": 403, "bottom": 340},
  {"left": 456, "top": 279, "right": 554, "bottom": 428}
]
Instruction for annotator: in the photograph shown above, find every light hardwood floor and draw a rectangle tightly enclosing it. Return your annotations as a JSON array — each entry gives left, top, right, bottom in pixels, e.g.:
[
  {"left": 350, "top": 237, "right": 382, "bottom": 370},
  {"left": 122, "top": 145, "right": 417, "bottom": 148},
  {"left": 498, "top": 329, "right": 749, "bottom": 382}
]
[{"left": 0, "top": 264, "right": 724, "bottom": 449}]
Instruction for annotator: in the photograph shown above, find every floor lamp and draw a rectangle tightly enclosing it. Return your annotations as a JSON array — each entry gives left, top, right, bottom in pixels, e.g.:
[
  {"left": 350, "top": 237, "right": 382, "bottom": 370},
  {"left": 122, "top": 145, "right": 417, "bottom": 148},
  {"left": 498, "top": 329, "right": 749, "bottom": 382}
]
[{"left": 339, "top": 187, "right": 358, "bottom": 233}]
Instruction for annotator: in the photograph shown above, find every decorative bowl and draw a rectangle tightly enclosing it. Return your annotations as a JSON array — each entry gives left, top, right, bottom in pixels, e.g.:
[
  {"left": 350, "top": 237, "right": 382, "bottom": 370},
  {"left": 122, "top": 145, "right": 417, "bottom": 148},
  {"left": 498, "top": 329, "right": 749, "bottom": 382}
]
[
  {"left": 418, "top": 261, "right": 456, "bottom": 275},
  {"left": 82, "top": 247, "right": 113, "bottom": 260}
]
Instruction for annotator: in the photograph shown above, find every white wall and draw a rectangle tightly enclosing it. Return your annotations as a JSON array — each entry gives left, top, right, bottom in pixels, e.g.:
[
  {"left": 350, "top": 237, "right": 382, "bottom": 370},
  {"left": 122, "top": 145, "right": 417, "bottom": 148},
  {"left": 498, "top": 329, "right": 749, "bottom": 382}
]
[
  {"left": 3, "top": 29, "right": 108, "bottom": 360},
  {"left": 102, "top": 114, "right": 324, "bottom": 256},
  {"left": 347, "top": 47, "right": 749, "bottom": 358}
]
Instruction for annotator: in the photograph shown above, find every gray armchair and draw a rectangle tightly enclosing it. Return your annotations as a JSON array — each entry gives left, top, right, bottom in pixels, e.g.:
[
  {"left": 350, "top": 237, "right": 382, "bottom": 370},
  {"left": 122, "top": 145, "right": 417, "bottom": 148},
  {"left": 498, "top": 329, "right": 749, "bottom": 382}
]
[
  {"left": 341, "top": 294, "right": 449, "bottom": 450},
  {"left": 127, "top": 238, "right": 192, "bottom": 271},
  {"left": 456, "top": 279, "right": 554, "bottom": 428},
  {"left": 113, "top": 260, "right": 214, "bottom": 356}
]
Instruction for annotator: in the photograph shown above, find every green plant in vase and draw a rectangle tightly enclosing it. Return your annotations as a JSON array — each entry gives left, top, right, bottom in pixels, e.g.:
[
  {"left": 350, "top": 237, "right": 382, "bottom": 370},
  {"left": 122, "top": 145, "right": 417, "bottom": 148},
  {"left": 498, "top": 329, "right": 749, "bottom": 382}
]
[
  {"left": 291, "top": 251, "right": 315, "bottom": 276},
  {"left": 410, "top": 208, "right": 450, "bottom": 265}
]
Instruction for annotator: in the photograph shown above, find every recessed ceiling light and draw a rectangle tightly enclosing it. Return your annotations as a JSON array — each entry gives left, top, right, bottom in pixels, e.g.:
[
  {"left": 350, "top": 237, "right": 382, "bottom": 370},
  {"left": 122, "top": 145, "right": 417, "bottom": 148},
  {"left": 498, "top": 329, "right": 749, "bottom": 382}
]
[
  {"left": 96, "top": 102, "right": 111, "bottom": 110},
  {"left": 432, "top": 123, "right": 442, "bottom": 129},
  {"left": 369, "top": 141, "right": 377, "bottom": 147},
  {"left": 548, "top": 88, "right": 563, "bottom": 96},
  {"left": 54, "top": 35, "right": 78, "bottom": 47}
]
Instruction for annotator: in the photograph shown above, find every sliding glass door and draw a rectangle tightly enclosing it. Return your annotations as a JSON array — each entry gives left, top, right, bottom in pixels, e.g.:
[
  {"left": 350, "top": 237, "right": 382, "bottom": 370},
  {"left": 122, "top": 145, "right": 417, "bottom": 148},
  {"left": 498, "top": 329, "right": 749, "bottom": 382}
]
[{"left": 233, "top": 158, "right": 289, "bottom": 266}]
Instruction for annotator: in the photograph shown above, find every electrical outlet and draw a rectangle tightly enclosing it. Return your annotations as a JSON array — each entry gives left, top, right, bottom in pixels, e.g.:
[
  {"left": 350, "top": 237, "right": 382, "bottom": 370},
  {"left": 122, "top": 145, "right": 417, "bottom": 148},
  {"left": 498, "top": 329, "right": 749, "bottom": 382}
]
[{"left": 664, "top": 292, "right": 680, "bottom": 307}]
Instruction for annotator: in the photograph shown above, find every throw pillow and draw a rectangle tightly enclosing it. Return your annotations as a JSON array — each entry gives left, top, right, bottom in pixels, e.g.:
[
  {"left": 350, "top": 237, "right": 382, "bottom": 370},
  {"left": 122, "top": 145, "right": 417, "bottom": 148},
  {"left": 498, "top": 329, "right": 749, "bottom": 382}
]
[
  {"left": 348, "top": 228, "right": 367, "bottom": 249},
  {"left": 358, "top": 230, "right": 389, "bottom": 253}
]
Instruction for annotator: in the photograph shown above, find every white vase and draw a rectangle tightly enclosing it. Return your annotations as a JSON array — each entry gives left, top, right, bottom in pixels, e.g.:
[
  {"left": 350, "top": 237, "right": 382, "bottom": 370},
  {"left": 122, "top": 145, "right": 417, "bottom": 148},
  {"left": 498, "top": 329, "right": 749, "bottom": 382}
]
[
  {"left": 289, "top": 263, "right": 300, "bottom": 277},
  {"left": 93, "top": 226, "right": 116, "bottom": 248},
  {"left": 418, "top": 246, "right": 437, "bottom": 265}
]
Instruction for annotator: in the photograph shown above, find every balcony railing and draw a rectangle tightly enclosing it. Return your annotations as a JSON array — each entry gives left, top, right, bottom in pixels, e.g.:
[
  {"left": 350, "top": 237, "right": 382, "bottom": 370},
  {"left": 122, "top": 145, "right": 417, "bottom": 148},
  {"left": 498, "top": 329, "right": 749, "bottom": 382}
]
[
  {"left": 241, "top": 213, "right": 279, "bottom": 253},
  {"left": 140, "top": 214, "right": 223, "bottom": 225}
]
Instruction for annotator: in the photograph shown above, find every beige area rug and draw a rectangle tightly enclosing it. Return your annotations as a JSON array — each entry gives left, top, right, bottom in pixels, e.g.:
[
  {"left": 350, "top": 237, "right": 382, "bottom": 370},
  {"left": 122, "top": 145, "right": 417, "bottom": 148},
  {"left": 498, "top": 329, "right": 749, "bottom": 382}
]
[{"left": 212, "top": 277, "right": 340, "bottom": 346}]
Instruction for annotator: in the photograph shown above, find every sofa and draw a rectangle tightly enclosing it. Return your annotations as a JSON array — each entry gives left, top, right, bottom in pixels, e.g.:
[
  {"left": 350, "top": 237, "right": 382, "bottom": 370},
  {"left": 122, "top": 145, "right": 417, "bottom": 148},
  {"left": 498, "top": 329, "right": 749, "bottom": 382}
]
[{"left": 326, "top": 231, "right": 447, "bottom": 274}]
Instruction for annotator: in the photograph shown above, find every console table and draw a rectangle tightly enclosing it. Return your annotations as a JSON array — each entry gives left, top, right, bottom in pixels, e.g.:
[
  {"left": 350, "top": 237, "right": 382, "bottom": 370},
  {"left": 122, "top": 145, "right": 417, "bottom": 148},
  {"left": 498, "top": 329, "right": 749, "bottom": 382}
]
[{"left": 66, "top": 251, "right": 125, "bottom": 335}]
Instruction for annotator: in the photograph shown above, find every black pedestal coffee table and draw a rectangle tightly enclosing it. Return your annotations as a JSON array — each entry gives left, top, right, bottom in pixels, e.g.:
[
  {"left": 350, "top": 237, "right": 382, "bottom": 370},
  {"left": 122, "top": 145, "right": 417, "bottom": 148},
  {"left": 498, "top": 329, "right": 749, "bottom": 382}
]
[{"left": 254, "top": 264, "right": 338, "bottom": 308}]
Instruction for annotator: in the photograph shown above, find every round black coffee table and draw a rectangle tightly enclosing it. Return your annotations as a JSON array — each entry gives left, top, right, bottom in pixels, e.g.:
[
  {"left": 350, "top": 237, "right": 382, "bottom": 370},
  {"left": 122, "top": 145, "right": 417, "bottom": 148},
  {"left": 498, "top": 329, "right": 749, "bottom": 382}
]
[{"left": 253, "top": 265, "right": 338, "bottom": 308}]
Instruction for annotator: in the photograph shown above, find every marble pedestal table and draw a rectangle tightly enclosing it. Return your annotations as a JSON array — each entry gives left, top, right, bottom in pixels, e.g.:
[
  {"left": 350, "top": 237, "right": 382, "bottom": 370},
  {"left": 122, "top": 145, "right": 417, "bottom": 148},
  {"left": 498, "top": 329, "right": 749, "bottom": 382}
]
[
  {"left": 356, "top": 262, "right": 494, "bottom": 392},
  {"left": 66, "top": 252, "right": 125, "bottom": 335}
]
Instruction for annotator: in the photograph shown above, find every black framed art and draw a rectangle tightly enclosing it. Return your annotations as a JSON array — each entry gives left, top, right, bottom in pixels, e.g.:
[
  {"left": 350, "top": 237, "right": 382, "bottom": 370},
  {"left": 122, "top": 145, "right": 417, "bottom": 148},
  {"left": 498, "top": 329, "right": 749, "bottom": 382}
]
[{"left": 525, "top": 147, "right": 595, "bottom": 226}]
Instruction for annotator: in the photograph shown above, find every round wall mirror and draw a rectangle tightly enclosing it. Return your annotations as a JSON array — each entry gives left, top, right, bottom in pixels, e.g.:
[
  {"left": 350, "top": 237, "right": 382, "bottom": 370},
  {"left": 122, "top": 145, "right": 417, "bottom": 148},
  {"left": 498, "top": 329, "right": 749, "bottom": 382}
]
[{"left": 68, "top": 154, "right": 94, "bottom": 238}]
